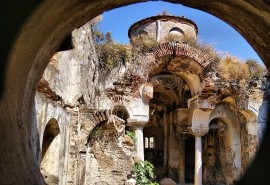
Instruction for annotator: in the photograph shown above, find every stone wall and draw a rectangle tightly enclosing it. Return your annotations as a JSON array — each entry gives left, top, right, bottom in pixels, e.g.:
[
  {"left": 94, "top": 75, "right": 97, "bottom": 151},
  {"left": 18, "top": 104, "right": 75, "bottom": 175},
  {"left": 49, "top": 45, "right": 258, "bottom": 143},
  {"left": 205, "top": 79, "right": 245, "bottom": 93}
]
[
  {"left": 42, "top": 21, "right": 99, "bottom": 107},
  {"left": 203, "top": 131, "right": 226, "bottom": 184},
  {"left": 67, "top": 109, "right": 96, "bottom": 185},
  {"left": 240, "top": 110, "right": 258, "bottom": 171},
  {"left": 87, "top": 116, "right": 134, "bottom": 185},
  {"left": 66, "top": 109, "right": 135, "bottom": 185}
]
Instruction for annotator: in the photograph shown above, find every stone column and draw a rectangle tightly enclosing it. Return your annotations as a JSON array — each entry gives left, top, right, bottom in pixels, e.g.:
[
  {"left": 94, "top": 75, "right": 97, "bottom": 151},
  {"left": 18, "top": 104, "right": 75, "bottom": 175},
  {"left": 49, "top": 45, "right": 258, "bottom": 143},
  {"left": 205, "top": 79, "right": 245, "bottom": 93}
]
[
  {"left": 163, "top": 112, "right": 168, "bottom": 173},
  {"left": 128, "top": 121, "right": 147, "bottom": 161},
  {"left": 190, "top": 128, "right": 209, "bottom": 185},
  {"left": 194, "top": 135, "right": 202, "bottom": 185},
  {"left": 134, "top": 125, "right": 144, "bottom": 161},
  {"left": 188, "top": 108, "right": 211, "bottom": 185},
  {"left": 178, "top": 139, "right": 185, "bottom": 185}
]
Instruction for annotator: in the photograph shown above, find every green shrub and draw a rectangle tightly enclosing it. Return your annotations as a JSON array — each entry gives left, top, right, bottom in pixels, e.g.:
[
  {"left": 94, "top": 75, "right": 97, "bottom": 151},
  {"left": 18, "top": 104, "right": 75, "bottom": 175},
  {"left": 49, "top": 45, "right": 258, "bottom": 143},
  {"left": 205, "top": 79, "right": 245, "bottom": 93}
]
[{"left": 134, "top": 160, "right": 158, "bottom": 185}]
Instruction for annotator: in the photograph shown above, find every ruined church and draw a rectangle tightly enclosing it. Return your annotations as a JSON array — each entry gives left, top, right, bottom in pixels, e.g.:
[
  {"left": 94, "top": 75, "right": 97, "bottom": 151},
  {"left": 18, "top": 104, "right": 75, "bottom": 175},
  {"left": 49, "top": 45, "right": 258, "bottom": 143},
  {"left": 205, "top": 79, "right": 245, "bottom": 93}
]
[{"left": 33, "top": 14, "right": 266, "bottom": 185}]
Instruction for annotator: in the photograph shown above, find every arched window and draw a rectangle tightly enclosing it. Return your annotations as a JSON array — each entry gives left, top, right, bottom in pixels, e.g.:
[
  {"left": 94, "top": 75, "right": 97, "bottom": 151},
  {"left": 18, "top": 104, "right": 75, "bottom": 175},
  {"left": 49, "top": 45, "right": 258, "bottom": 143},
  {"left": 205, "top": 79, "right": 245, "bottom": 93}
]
[
  {"left": 112, "top": 106, "right": 129, "bottom": 122},
  {"left": 138, "top": 30, "right": 148, "bottom": 36},
  {"left": 169, "top": 27, "right": 184, "bottom": 35}
]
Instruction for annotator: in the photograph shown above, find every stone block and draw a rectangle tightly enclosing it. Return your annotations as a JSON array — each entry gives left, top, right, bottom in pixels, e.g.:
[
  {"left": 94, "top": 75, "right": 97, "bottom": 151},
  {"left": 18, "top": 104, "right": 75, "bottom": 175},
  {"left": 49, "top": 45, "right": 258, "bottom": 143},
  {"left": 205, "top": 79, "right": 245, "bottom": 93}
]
[{"left": 160, "top": 178, "right": 176, "bottom": 185}]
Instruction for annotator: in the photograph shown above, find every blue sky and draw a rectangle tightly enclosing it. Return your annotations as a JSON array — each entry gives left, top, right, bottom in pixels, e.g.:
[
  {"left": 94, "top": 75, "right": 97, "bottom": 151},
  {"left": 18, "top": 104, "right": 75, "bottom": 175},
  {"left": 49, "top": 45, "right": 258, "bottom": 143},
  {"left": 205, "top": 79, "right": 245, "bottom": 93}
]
[{"left": 98, "top": 1, "right": 262, "bottom": 63}]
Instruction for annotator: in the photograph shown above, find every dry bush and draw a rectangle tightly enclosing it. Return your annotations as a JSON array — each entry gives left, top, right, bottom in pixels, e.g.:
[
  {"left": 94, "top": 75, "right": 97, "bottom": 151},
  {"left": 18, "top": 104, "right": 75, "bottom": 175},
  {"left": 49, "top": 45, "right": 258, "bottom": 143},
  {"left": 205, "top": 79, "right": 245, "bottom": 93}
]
[
  {"left": 239, "top": 62, "right": 250, "bottom": 80},
  {"left": 246, "top": 59, "right": 266, "bottom": 79},
  {"left": 182, "top": 35, "right": 221, "bottom": 62},
  {"left": 92, "top": 25, "right": 131, "bottom": 69},
  {"left": 131, "top": 34, "right": 158, "bottom": 53},
  {"left": 217, "top": 56, "right": 250, "bottom": 81},
  {"left": 162, "top": 33, "right": 183, "bottom": 43},
  {"left": 180, "top": 34, "right": 197, "bottom": 45}
]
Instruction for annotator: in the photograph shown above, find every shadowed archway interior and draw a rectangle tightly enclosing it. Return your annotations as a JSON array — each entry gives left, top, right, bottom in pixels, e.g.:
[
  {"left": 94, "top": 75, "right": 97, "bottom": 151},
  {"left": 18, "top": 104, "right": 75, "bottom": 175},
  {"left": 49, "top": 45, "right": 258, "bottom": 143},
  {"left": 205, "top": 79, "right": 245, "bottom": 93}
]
[{"left": 41, "top": 118, "right": 60, "bottom": 161}]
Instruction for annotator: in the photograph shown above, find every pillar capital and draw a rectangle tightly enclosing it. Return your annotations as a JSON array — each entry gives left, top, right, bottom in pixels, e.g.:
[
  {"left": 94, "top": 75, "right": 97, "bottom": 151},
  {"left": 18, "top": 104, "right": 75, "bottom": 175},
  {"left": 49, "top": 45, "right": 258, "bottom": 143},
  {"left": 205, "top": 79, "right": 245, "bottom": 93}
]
[
  {"left": 188, "top": 108, "right": 212, "bottom": 136},
  {"left": 188, "top": 126, "right": 209, "bottom": 136},
  {"left": 127, "top": 118, "right": 147, "bottom": 127}
]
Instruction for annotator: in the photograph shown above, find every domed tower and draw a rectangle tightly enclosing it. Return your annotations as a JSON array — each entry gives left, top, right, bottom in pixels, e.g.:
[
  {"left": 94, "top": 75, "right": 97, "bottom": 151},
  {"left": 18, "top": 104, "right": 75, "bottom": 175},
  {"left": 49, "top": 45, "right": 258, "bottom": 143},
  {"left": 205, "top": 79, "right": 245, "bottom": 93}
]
[{"left": 128, "top": 15, "right": 198, "bottom": 43}]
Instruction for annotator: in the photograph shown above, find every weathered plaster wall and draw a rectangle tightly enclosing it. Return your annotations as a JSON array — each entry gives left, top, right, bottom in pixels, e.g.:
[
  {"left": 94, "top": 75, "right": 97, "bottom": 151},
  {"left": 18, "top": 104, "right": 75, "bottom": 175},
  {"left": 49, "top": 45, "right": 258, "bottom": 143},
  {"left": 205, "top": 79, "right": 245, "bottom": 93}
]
[
  {"left": 203, "top": 128, "right": 226, "bottom": 184},
  {"left": 129, "top": 18, "right": 197, "bottom": 42},
  {"left": 42, "top": 22, "right": 99, "bottom": 107},
  {"left": 67, "top": 109, "right": 96, "bottom": 185},
  {"left": 240, "top": 110, "right": 258, "bottom": 171},
  {"left": 168, "top": 127, "right": 181, "bottom": 182},
  {"left": 33, "top": 92, "right": 71, "bottom": 185},
  {"left": 208, "top": 100, "right": 242, "bottom": 184}
]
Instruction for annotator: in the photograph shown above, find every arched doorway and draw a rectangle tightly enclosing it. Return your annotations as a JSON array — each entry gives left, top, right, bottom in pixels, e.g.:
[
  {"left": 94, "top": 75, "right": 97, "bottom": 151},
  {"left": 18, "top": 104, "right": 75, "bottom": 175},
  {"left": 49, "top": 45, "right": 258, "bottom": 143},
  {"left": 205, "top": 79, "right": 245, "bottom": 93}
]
[
  {"left": 40, "top": 118, "right": 60, "bottom": 184},
  {"left": 185, "top": 137, "right": 195, "bottom": 184},
  {"left": 41, "top": 118, "right": 60, "bottom": 160},
  {"left": 203, "top": 118, "right": 227, "bottom": 184},
  {"left": 207, "top": 103, "right": 242, "bottom": 185}
]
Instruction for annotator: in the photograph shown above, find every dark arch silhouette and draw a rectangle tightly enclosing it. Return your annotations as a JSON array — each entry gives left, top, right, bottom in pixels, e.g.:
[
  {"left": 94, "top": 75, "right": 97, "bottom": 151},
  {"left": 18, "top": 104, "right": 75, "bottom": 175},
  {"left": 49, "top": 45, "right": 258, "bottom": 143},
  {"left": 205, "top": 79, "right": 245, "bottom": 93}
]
[
  {"left": 169, "top": 27, "right": 184, "bottom": 34},
  {"left": 0, "top": 1, "right": 270, "bottom": 184},
  {"left": 41, "top": 118, "right": 60, "bottom": 161}
]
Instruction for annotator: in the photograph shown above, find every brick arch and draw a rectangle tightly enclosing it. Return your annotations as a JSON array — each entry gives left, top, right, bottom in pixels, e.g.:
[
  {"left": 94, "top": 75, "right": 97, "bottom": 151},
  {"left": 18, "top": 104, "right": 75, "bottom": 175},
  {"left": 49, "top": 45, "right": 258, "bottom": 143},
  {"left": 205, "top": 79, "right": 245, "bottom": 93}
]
[
  {"left": 141, "top": 42, "right": 214, "bottom": 76},
  {"left": 1, "top": 1, "right": 270, "bottom": 184}
]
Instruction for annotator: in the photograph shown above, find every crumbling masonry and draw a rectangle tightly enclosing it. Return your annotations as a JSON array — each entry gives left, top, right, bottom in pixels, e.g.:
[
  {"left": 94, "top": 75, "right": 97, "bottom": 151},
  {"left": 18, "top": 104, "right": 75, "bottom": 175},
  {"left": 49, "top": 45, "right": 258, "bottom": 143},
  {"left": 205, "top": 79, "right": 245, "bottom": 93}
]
[{"left": 33, "top": 15, "right": 267, "bottom": 185}]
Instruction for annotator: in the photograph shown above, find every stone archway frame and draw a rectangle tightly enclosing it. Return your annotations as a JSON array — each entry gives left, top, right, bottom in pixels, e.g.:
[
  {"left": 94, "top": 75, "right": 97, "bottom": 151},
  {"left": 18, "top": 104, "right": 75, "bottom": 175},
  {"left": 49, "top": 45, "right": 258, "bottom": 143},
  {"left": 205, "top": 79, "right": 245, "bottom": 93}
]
[
  {"left": 1, "top": 0, "right": 270, "bottom": 184},
  {"left": 209, "top": 99, "right": 243, "bottom": 184}
]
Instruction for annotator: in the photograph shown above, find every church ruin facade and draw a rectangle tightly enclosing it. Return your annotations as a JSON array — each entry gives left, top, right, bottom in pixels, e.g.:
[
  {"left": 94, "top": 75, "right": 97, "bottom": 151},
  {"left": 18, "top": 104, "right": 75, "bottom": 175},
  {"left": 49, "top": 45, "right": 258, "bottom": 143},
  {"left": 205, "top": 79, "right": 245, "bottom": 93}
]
[{"left": 33, "top": 15, "right": 265, "bottom": 185}]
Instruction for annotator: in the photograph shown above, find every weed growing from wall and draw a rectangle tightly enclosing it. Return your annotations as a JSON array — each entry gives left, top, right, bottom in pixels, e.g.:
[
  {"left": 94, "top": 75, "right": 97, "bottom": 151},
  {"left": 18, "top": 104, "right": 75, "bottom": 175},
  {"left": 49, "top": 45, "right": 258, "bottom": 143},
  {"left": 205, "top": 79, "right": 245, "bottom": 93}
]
[{"left": 134, "top": 160, "right": 158, "bottom": 185}]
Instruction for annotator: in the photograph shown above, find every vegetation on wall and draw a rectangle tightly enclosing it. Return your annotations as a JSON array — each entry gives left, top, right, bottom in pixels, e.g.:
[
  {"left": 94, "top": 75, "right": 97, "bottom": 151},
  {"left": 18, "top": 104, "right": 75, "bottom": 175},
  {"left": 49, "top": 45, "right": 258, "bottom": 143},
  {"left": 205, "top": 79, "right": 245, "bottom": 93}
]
[
  {"left": 179, "top": 35, "right": 267, "bottom": 84},
  {"left": 217, "top": 56, "right": 266, "bottom": 82},
  {"left": 131, "top": 34, "right": 158, "bottom": 54},
  {"left": 92, "top": 26, "right": 131, "bottom": 69},
  {"left": 125, "top": 130, "right": 136, "bottom": 142},
  {"left": 90, "top": 15, "right": 267, "bottom": 94},
  {"left": 246, "top": 59, "right": 266, "bottom": 79},
  {"left": 134, "top": 160, "right": 159, "bottom": 185}
]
